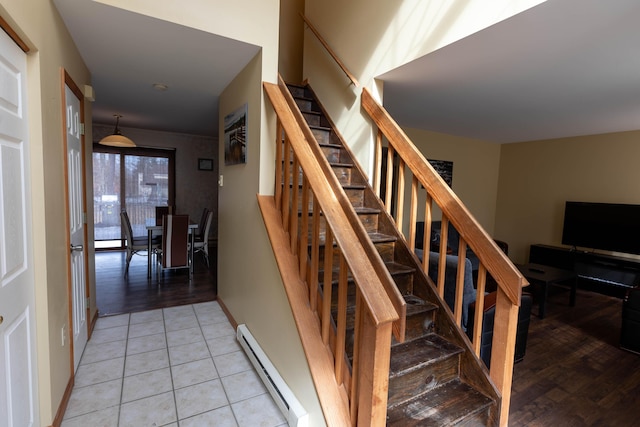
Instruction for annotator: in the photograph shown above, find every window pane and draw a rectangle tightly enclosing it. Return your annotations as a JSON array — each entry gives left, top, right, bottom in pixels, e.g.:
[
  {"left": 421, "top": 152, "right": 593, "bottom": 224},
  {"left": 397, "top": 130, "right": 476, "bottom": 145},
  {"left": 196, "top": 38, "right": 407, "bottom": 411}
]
[
  {"left": 124, "top": 155, "right": 169, "bottom": 237},
  {"left": 93, "top": 152, "right": 121, "bottom": 242}
]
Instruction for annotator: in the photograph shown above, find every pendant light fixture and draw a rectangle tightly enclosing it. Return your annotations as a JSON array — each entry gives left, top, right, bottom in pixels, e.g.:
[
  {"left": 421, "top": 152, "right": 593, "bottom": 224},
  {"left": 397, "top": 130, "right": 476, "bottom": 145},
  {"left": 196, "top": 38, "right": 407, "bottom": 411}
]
[{"left": 99, "top": 114, "right": 135, "bottom": 147}]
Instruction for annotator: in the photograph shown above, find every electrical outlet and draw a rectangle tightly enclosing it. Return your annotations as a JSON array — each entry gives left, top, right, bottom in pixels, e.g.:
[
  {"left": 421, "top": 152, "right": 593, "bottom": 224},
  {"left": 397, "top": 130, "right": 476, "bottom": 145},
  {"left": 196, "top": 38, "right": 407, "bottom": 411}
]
[{"left": 218, "top": 175, "right": 224, "bottom": 187}]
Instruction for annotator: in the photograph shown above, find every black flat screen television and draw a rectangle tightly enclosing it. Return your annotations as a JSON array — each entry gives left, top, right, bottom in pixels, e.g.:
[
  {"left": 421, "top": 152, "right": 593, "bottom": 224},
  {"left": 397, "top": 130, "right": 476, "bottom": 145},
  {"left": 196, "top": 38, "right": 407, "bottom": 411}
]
[{"left": 561, "top": 201, "right": 640, "bottom": 255}]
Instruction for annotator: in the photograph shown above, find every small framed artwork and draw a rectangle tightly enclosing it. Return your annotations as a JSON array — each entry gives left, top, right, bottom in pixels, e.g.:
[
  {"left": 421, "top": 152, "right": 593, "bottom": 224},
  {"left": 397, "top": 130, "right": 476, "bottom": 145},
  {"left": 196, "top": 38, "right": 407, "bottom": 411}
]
[
  {"left": 198, "top": 158, "right": 214, "bottom": 171},
  {"left": 224, "top": 103, "right": 248, "bottom": 165}
]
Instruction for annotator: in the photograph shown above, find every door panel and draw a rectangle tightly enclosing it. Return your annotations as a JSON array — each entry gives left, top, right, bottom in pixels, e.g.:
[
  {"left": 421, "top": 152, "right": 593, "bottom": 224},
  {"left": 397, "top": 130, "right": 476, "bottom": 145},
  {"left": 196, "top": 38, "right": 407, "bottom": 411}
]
[
  {"left": 0, "top": 27, "right": 39, "bottom": 427},
  {"left": 65, "top": 83, "right": 87, "bottom": 373}
]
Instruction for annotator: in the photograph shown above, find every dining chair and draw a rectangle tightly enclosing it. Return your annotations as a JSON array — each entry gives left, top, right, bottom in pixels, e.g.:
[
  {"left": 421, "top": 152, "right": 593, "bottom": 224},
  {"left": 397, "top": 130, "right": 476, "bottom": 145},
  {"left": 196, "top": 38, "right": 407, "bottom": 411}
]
[
  {"left": 196, "top": 207, "right": 209, "bottom": 238},
  {"left": 157, "top": 214, "right": 191, "bottom": 276},
  {"left": 193, "top": 210, "right": 213, "bottom": 267},
  {"left": 121, "top": 210, "right": 160, "bottom": 277},
  {"left": 155, "top": 205, "right": 172, "bottom": 226}
]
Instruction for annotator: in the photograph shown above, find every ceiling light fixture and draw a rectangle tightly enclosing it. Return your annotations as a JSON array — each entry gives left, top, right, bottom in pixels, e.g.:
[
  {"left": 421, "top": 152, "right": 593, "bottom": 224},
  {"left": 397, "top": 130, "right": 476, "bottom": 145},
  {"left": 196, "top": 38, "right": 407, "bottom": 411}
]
[{"left": 99, "top": 114, "right": 135, "bottom": 147}]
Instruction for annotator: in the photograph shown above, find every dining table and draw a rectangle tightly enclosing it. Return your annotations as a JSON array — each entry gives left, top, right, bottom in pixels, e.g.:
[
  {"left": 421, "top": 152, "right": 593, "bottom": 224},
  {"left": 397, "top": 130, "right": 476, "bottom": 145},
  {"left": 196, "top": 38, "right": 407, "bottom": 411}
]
[{"left": 146, "top": 218, "right": 198, "bottom": 278}]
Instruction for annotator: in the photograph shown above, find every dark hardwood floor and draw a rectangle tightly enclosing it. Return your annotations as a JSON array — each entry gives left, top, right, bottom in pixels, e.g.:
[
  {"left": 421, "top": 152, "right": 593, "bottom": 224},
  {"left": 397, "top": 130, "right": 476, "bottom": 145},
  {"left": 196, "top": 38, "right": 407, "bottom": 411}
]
[
  {"left": 94, "top": 248, "right": 638, "bottom": 425},
  {"left": 510, "top": 287, "right": 640, "bottom": 426},
  {"left": 94, "top": 244, "right": 217, "bottom": 317}
]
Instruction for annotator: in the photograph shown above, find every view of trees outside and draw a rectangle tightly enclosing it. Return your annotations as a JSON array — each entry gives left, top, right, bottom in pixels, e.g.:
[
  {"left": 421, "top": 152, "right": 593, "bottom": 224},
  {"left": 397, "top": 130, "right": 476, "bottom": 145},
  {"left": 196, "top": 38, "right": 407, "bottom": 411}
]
[{"left": 93, "top": 152, "right": 169, "bottom": 248}]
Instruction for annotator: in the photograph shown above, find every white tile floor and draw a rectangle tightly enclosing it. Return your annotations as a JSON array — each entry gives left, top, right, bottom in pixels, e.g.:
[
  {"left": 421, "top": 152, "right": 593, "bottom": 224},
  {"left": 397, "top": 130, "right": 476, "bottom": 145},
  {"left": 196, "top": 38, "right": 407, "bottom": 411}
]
[{"left": 61, "top": 301, "right": 287, "bottom": 427}]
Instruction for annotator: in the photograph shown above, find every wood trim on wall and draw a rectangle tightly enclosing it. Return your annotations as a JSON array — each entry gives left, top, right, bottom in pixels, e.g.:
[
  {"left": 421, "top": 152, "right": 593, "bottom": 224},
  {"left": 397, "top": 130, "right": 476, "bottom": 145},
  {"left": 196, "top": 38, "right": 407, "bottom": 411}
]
[{"left": 0, "top": 14, "right": 30, "bottom": 52}]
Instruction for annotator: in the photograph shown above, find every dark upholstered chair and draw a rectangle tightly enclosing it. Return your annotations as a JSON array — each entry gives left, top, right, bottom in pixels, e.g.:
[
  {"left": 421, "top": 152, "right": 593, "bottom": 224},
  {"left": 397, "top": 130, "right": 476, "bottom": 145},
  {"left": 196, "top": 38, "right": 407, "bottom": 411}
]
[
  {"left": 158, "top": 214, "right": 190, "bottom": 274},
  {"left": 466, "top": 291, "right": 533, "bottom": 368},
  {"left": 621, "top": 287, "right": 640, "bottom": 354},
  {"left": 155, "top": 205, "right": 172, "bottom": 225}
]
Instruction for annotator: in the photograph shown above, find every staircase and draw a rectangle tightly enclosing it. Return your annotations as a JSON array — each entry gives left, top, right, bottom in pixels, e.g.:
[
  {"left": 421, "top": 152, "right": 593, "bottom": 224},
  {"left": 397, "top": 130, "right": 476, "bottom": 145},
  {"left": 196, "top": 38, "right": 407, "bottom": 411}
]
[{"left": 283, "top": 82, "right": 500, "bottom": 425}]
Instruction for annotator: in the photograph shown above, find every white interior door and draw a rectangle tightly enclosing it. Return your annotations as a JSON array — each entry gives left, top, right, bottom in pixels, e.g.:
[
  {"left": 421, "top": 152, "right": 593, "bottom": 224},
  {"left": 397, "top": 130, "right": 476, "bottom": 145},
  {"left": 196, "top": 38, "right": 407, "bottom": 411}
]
[
  {"left": 65, "top": 82, "right": 87, "bottom": 373},
  {"left": 0, "top": 28, "right": 39, "bottom": 427}
]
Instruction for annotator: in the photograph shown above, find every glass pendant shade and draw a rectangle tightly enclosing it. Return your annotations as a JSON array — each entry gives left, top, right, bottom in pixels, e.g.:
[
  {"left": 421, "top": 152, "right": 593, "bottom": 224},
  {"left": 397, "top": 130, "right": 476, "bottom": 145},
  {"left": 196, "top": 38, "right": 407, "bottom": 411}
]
[{"left": 99, "top": 114, "right": 135, "bottom": 147}]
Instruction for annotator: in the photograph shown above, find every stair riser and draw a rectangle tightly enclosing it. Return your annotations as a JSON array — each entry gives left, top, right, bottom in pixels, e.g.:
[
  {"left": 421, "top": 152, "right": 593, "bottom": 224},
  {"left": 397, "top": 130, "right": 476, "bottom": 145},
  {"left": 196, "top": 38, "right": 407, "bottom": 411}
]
[
  {"left": 320, "top": 145, "right": 342, "bottom": 164},
  {"left": 317, "top": 240, "right": 396, "bottom": 266},
  {"left": 299, "top": 212, "right": 379, "bottom": 241},
  {"left": 288, "top": 86, "right": 310, "bottom": 98},
  {"left": 392, "top": 272, "right": 413, "bottom": 296},
  {"left": 332, "top": 165, "right": 352, "bottom": 185},
  {"left": 303, "top": 112, "right": 321, "bottom": 127},
  {"left": 311, "top": 127, "right": 330, "bottom": 145},
  {"left": 399, "top": 309, "right": 435, "bottom": 342},
  {"left": 289, "top": 186, "right": 364, "bottom": 210},
  {"left": 387, "top": 354, "right": 461, "bottom": 409},
  {"left": 344, "top": 187, "right": 365, "bottom": 208},
  {"left": 295, "top": 98, "right": 317, "bottom": 113},
  {"left": 287, "top": 161, "right": 352, "bottom": 185}
]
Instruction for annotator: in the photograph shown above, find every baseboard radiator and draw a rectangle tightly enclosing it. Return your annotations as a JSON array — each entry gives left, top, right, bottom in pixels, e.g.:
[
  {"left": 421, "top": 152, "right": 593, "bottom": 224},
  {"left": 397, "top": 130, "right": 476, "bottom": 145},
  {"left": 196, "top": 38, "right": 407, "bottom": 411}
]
[{"left": 236, "top": 324, "right": 308, "bottom": 426}]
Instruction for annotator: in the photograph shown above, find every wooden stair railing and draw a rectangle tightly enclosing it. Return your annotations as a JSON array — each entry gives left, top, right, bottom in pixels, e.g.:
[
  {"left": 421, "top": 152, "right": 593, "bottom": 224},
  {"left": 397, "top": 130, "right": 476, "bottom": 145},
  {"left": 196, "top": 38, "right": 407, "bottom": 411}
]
[
  {"left": 362, "top": 87, "right": 528, "bottom": 426},
  {"left": 300, "top": 13, "right": 359, "bottom": 87},
  {"left": 262, "top": 80, "right": 405, "bottom": 425}
]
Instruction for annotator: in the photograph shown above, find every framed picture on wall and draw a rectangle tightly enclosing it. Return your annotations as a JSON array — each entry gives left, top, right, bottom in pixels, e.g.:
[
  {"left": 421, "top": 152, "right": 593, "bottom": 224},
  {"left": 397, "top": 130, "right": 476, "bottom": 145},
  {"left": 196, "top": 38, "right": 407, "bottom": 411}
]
[
  {"left": 224, "top": 103, "right": 248, "bottom": 165},
  {"left": 428, "top": 159, "right": 453, "bottom": 187},
  {"left": 198, "top": 158, "right": 214, "bottom": 171}
]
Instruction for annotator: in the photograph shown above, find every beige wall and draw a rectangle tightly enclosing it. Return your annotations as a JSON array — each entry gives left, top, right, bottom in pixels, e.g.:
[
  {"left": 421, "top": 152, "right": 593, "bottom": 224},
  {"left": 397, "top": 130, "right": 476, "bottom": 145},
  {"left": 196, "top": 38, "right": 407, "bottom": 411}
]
[
  {"left": 404, "top": 127, "right": 501, "bottom": 234},
  {"left": 495, "top": 130, "right": 640, "bottom": 264},
  {"left": 218, "top": 51, "right": 325, "bottom": 425},
  {"left": 0, "top": 0, "right": 93, "bottom": 423},
  {"left": 279, "top": 0, "right": 305, "bottom": 83},
  {"left": 303, "top": 0, "right": 545, "bottom": 178}
]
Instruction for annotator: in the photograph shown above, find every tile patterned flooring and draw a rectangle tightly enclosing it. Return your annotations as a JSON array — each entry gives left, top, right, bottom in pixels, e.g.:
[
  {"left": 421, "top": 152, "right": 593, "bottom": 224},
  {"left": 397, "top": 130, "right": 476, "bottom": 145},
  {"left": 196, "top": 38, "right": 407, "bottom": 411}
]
[{"left": 61, "top": 301, "right": 287, "bottom": 427}]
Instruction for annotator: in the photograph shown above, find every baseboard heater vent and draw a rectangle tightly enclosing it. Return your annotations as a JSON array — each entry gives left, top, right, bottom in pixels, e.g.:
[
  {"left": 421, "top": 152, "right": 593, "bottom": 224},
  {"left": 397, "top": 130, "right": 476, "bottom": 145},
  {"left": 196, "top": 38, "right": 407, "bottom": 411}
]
[{"left": 236, "top": 324, "right": 308, "bottom": 426}]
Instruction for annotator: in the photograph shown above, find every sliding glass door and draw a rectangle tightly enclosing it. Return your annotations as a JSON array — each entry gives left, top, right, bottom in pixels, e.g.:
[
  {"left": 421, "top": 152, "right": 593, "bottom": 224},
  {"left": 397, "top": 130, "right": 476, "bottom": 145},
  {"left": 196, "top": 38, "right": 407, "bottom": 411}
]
[{"left": 93, "top": 145, "right": 175, "bottom": 249}]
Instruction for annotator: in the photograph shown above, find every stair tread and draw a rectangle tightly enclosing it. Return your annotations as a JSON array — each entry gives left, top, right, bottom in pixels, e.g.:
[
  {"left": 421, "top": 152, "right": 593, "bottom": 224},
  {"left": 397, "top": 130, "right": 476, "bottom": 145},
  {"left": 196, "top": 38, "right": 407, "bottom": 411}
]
[
  {"left": 386, "top": 379, "right": 494, "bottom": 427},
  {"left": 318, "top": 141, "right": 342, "bottom": 149},
  {"left": 298, "top": 206, "right": 379, "bottom": 216},
  {"left": 309, "top": 124, "right": 331, "bottom": 131},
  {"left": 353, "top": 206, "right": 381, "bottom": 214},
  {"left": 390, "top": 334, "right": 463, "bottom": 378},
  {"left": 404, "top": 294, "right": 438, "bottom": 316},
  {"left": 342, "top": 183, "right": 367, "bottom": 189},
  {"left": 329, "top": 161, "right": 353, "bottom": 168},
  {"left": 368, "top": 232, "right": 398, "bottom": 243},
  {"left": 320, "top": 261, "right": 416, "bottom": 285}
]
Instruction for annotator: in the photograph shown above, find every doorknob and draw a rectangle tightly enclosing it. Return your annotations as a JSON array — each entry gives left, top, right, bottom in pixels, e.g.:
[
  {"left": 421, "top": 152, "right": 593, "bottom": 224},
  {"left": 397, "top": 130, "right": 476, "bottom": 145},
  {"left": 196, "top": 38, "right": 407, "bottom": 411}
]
[
  {"left": 0, "top": 315, "right": 3, "bottom": 325},
  {"left": 70, "top": 244, "right": 84, "bottom": 252}
]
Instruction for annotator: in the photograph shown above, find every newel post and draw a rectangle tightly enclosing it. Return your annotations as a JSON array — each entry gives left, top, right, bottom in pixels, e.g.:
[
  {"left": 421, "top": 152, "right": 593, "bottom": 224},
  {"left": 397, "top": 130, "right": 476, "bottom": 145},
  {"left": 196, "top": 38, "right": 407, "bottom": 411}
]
[
  {"left": 354, "top": 305, "right": 393, "bottom": 426},
  {"left": 489, "top": 288, "right": 519, "bottom": 427}
]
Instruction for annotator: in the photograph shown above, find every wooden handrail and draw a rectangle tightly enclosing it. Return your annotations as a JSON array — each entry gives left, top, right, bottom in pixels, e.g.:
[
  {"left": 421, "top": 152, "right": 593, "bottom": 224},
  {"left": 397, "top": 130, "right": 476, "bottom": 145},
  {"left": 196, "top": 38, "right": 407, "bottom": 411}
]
[
  {"left": 300, "top": 13, "right": 359, "bottom": 87},
  {"left": 361, "top": 87, "right": 527, "bottom": 427},
  {"left": 361, "top": 88, "right": 525, "bottom": 305},
  {"left": 264, "top": 81, "right": 400, "bottom": 425}
]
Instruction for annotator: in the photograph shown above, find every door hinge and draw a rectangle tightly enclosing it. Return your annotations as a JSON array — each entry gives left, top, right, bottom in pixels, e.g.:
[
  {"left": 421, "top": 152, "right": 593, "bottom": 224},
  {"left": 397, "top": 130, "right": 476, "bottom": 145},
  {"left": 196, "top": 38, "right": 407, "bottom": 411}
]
[
  {"left": 80, "top": 123, "right": 85, "bottom": 135},
  {"left": 83, "top": 212, "right": 87, "bottom": 224},
  {"left": 86, "top": 297, "right": 90, "bottom": 308}
]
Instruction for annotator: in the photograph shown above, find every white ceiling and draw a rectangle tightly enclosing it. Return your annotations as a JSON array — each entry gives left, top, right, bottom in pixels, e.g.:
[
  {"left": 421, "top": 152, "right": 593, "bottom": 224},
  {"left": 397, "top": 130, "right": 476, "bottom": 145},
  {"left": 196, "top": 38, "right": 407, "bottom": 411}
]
[
  {"left": 54, "top": 0, "right": 640, "bottom": 143},
  {"left": 53, "top": 0, "right": 260, "bottom": 137},
  {"left": 381, "top": 0, "right": 640, "bottom": 143}
]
